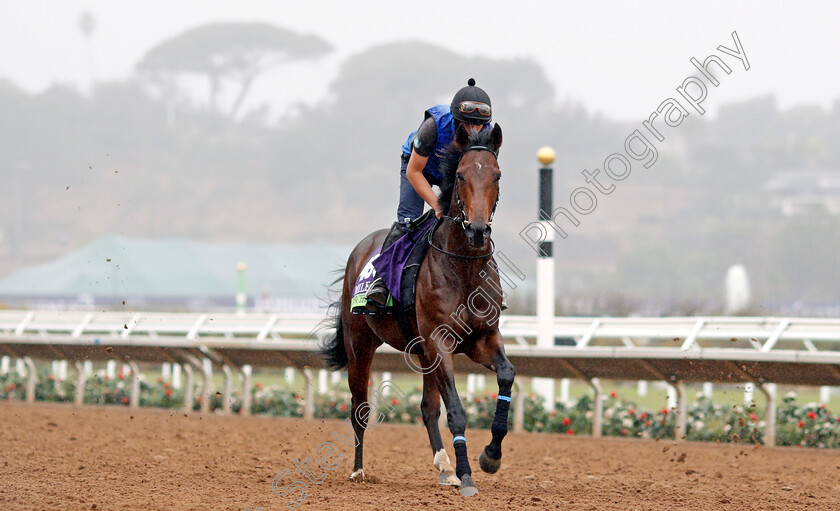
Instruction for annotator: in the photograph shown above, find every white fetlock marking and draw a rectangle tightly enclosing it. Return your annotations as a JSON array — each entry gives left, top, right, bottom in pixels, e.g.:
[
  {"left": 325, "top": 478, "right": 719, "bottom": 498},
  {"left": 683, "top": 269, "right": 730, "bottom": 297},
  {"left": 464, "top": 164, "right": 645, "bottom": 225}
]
[
  {"left": 434, "top": 449, "right": 454, "bottom": 472},
  {"left": 434, "top": 449, "right": 460, "bottom": 485},
  {"left": 349, "top": 468, "right": 365, "bottom": 482}
]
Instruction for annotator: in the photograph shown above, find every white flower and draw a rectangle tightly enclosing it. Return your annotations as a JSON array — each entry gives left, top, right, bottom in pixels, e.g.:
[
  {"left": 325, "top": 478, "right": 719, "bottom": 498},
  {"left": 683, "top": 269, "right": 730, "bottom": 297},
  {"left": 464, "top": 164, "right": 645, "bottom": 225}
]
[{"left": 622, "top": 418, "right": 634, "bottom": 428}]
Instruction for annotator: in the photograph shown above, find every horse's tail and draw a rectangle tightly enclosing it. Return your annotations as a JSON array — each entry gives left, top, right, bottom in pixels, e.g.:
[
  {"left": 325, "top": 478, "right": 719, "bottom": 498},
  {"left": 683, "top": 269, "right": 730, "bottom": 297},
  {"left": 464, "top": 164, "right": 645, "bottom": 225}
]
[{"left": 319, "top": 275, "right": 349, "bottom": 370}]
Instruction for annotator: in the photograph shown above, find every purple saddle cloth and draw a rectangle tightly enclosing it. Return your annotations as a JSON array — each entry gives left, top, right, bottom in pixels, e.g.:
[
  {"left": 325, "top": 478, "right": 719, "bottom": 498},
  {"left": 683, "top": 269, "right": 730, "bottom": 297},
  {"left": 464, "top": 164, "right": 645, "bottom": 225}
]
[{"left": 372, "top": 214, "right": 437, "bottom": 305}]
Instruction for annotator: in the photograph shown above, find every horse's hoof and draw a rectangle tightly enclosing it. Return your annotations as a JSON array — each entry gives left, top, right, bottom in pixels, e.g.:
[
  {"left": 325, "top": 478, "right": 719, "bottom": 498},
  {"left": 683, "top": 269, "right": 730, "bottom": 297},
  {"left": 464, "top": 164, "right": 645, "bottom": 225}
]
[
  {"left": 349, "top": 469, "right": 365, "bottom": 482},
  {"left": 458, "top": 474, "right": 479, "bottom": 497},
  {"left": 478, "top": 450, "right": 501, "bottom": 474},
  {"left": 439, "top": 470, "right": 460, "bottom": 486}
]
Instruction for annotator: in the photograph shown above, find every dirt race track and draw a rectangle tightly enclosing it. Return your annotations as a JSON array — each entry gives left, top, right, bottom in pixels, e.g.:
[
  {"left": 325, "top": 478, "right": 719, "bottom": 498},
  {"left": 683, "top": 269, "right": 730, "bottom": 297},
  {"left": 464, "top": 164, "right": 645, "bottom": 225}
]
[{"left": 2, "top": 402, "right": 840, "bottom": 511}]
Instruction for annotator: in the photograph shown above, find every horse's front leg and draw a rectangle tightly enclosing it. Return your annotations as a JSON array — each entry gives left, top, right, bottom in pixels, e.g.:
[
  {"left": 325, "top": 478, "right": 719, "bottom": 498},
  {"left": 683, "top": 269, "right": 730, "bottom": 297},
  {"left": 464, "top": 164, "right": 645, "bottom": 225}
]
[
  {"left": 478, "top": 344, "right": 515, "bottom": 474},
  {"left": 465, "top": 331, "right": 515, "bottom": 474},
  {"left": 419, "top": 363, "right": 459, "bottom": 486},
  {"left": 434, "top": 354, "right": 479, "bottom": 496}
]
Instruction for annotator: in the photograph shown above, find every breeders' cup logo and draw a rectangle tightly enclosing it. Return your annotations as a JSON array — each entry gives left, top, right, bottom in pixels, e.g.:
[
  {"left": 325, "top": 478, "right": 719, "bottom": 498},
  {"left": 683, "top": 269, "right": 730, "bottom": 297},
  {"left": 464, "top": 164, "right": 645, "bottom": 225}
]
[{"left": 360, "top": 254, "right": 379, "bottom": 280}]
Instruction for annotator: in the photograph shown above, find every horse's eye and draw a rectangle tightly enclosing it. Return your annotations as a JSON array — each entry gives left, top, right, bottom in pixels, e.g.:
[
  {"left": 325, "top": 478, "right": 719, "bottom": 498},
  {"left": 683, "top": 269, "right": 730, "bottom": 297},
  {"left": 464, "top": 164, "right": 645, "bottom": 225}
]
[
  {"left": 456, "top": 174, "right": 466, "bottom": 182},
  {"left": 493, "top": 175, "right": 501, "bottom": 183}
]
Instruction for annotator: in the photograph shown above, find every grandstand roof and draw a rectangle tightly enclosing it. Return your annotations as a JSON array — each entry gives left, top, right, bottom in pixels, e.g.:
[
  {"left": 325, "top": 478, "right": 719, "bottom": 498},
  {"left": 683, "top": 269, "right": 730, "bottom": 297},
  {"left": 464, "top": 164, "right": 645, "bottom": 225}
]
[{"left": 0, "top": 236, "right": 352, "bottom": 298}]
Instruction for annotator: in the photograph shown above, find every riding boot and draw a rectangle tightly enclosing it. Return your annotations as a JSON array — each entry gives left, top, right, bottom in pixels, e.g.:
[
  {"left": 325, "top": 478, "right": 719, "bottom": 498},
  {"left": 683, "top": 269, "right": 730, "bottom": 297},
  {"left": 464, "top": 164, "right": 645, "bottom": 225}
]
[{"left": 364, "top": 221, "right": 408, "bottom": 310}]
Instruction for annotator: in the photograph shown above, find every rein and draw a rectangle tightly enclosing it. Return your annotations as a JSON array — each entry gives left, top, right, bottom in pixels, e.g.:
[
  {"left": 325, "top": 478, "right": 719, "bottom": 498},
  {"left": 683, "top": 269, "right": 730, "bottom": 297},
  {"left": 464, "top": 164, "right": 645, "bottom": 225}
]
[{"left": 428, "top": 218, "right": 495, "bottom": 260}]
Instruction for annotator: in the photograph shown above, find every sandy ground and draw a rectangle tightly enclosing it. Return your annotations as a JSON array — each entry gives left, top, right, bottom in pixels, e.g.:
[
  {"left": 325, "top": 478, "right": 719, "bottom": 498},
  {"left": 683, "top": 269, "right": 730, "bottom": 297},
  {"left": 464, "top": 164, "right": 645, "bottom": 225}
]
[{"left": 2, "top": 402, "right": 840, "bottom": 510}]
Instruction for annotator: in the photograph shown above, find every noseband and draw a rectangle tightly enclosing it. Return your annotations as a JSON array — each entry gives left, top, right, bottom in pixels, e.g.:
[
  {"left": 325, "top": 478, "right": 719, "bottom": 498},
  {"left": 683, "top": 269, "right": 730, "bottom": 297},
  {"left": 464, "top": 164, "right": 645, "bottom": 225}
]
[{"left": 432, "top": 145, "right": 499, "bottom": 260}]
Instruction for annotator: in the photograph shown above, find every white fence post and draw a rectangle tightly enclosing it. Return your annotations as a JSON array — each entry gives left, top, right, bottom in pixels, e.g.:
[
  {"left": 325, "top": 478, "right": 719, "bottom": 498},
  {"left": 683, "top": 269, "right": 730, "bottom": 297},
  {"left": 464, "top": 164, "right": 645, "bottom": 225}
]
[
  {"left": 241, "top": 365, "right": 252, "bottom": 417},
  {"left": 560, "top": 378, "right": 571, "bottom": 404},
  {"left": 666, "top": 384, "right": 677, "bottom": 410},
  {"left": 318, "top": 369, "right": 328, "bottom": 395},
  {"left": 637, "top": 380, "right": 648, "bottom": 397},
  {"left": 820, "top": 386, "right": 831, "bottom": 404},
  {"left": 172, "top": 363, "right": 182, "bottom": 389},
  {"left": 744, "top": 383, "right": 755, "bottom": 406}
]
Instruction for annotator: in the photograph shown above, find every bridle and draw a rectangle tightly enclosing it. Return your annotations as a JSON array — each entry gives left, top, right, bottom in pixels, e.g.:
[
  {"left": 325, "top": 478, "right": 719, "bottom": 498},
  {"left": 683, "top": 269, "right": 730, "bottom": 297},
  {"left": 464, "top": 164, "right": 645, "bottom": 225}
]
[
  {"left": 431, "top": 145, "right": 499, "bottom": 260},
  {"left": 439, "top": 145, "right": 500, "bottom": 228}
]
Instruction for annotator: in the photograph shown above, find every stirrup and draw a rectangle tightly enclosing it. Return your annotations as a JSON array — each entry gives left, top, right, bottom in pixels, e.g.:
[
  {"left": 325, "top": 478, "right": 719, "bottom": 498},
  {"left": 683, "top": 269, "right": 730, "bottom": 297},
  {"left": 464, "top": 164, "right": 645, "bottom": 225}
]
[{"left": 364, "top": 277, "right": 389, "bottom": 311}]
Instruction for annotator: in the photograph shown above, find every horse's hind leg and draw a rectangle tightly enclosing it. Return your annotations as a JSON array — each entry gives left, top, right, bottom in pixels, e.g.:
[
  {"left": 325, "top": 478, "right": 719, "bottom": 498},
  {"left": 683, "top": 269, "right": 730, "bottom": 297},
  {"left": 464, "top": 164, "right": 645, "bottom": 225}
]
[
  {"left": 419, "top": 364, "right": 459, "bottom": 486},
  {"left": 345, "top": 323, "right": 378, "bottom": 482}
]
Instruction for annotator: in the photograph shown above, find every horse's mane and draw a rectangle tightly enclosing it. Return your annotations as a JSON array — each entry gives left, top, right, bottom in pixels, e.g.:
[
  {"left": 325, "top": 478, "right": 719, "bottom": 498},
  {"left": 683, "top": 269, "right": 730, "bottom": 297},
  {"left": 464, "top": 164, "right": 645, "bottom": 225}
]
[{"left": 437, "top": 127, "right": 497, "bottom": 215}]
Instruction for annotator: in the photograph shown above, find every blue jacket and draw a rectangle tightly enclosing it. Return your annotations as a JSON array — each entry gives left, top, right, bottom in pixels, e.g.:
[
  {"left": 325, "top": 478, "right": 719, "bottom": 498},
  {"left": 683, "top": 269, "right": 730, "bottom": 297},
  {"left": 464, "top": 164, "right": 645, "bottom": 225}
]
[{"left": 401, "top": 105, "right": 456, "bottom": 182}]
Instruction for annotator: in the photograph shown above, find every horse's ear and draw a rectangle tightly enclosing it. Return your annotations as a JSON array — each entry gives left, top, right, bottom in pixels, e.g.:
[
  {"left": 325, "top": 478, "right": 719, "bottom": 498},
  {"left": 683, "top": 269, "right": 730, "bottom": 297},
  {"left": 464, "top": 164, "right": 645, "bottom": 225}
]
[
  {"left": 490, "top": 123, "right": 503, "bottom": 152},
  {"left": 454, "top": 123, "right": 470, "bottom": 148}
]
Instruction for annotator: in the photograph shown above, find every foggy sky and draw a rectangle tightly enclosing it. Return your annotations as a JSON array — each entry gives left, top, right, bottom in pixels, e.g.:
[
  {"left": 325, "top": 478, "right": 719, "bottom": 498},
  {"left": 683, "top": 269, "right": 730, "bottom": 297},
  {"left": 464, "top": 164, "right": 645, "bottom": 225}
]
[{"left": 1, "top": 0, "right": 839, "bottom": 121}]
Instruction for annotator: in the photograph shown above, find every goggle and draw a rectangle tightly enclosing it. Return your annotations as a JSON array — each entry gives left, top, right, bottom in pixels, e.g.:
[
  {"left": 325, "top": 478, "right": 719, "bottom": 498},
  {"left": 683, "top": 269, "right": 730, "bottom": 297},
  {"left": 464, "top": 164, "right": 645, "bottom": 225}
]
[{"left": 457, "top": 101, "right": 492, "bottom": 117}]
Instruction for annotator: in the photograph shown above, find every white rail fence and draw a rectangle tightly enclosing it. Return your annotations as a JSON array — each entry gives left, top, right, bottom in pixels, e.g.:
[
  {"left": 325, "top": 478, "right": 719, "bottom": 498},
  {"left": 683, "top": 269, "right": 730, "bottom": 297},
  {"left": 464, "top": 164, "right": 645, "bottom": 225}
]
[{"left": 2, "top": 310, "right": 840, "bottom": 444}]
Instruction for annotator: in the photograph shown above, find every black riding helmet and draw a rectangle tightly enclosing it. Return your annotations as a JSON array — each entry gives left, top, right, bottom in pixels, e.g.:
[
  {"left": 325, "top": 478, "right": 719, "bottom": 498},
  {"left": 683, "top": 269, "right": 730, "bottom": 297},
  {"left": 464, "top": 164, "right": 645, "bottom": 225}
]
[{"left": 450, "top": 78, "right": 492, "bottom": 125}]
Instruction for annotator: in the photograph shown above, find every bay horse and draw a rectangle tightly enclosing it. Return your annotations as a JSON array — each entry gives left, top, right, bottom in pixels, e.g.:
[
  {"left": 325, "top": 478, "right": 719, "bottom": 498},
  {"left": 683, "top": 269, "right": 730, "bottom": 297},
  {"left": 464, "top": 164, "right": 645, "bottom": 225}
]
[{"left": 320, "top": 123, "right": 514, "bottom": 497}]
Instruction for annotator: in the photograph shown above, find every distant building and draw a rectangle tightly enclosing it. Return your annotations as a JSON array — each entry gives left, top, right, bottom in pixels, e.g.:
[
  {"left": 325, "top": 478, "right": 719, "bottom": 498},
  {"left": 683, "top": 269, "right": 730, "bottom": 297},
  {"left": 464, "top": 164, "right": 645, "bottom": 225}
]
[
  {"left": 763, "top": 169, "right": 840, "bottom": 216},
  {"left": 0, "top": 236, "right": 352, "bottom": 312}
]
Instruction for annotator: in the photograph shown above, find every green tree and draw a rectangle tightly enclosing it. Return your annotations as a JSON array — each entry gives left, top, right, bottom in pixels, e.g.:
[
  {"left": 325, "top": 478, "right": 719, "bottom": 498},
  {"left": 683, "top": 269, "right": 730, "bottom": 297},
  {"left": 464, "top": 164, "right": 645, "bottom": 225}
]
[{"left": 136, "top": 22, "right": 332, "bottom": 118}]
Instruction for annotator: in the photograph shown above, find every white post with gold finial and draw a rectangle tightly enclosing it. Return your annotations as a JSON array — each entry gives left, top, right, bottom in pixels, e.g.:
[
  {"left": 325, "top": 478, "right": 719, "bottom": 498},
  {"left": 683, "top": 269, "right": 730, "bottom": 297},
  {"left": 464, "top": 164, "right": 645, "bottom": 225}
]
[{"left": 533, "top": 146, "right": 556, "bottom": 410}]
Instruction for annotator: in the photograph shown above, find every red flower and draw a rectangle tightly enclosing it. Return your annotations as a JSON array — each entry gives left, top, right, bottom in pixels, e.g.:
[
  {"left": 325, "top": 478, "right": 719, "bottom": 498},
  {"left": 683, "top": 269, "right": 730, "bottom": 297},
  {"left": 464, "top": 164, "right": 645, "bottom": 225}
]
[
  {"left": 820, "top": 404, "right": 826, "bottom": 409},
  {"left": 255, "top": 382, "right": 263, "bottom": 389},
  {"left": 566, "top": 429, "right": 575, "bottom": 435},
  {"left": 474, "top": 398, "right": 481, "bottom": 404},
  {"left": 329, "top": 401, "right": 336, "bottom": 407},
  {"left": 639, "top": 413, "right": 648, "bottom": 420},
  {"left": 48, "top": 375, "right": 54, "bottom": 381},
  {"left": 391, "top": 398, "right": 399, "bottom": 406},
  {"left": 8, "top": 383, "right": 15, "bottom": 391},
  {"left": 807, "top": 411, "right": 817, "bottom": 420},
  {"left": 164, "top": 383, "right": 171, "bottom": 390},
  {"left": 117, "top": 373, "right": 124, "bottom": 380},
  {"left": 797, "top": 420, "right": 805, "bottom": 429},
  {"left": 340, "top": 403, "right": 347, "bottom": 412},
  {"left": 122, "top": 397, "right": 129, "bottom": 405},
  {"left": 749, "top": 413, "right": 759, "bottom": 422},
  {"left": 491, "top": 393, "right": 498, "bottom": 400},
  {"left": 628, "top": 408, "right": 635, "bottom": 416},
  {"left": 165, "top": 389, "right": 172, "bottom": 398},
  {"left": 621, "top": 428, "right": 628, "bottom": 436},
  {"left": 645, "top": 421, "right": 652, "bottom": 427},
  {"left": 610, "top": 391, "right": 617, "bottom": 399},
  {"left": 661, "top": 408, "right": 669, "bottom": 415},
  {"left": 562, "top": 417, "right": 572, "bottom": 426}
]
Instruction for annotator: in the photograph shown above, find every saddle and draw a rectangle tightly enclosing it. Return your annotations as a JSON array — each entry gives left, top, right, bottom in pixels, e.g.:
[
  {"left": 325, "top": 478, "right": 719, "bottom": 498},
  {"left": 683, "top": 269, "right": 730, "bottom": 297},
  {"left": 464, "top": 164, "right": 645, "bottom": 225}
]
[{"left": 350, "top": 209, "right": 437, "bottom": 315}]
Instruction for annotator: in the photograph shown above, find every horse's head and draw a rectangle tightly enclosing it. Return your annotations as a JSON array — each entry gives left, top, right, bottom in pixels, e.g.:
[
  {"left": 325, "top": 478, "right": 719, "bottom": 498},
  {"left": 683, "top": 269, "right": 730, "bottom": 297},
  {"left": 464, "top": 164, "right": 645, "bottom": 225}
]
[{"left": 440, "top": 123, "right": 503, "bottom": 249}]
